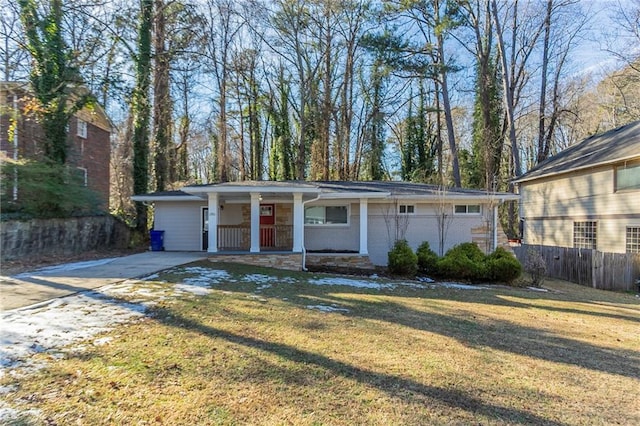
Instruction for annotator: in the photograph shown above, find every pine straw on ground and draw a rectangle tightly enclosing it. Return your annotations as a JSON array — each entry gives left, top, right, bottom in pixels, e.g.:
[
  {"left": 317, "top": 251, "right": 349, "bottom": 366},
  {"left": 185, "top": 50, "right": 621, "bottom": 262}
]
[{"left": 2, "top": 262, "right": 639, "bottom": 425}]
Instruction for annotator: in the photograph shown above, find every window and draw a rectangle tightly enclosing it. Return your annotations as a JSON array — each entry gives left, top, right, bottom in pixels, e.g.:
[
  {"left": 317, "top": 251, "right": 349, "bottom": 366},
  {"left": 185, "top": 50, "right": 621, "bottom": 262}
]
[
  {"left": 304, "top": 205, "right": 348, "bottom": 225},
  {"left": 77, "top": 119, "right": 88, "bottom": 138},
  {"left": 454, "top": 204, "right": 481, "bottom": 214},
  {"left": 399, "top": 204, "right": 415, "bottom": 214},
  {"left": 75, "top": 167, "right": 88, "bottom": 186},
  {"left": 573, "top": 221, "right": 597, "bottom": 249},
  {"left": 615, "top": 162, "right": 640, "bottom": 191},
  {"left": 260, "top": 205, "right": 273, "bottom": 216},
  {"left": 627, "top": 227, "right": 640, "bottom": 253}
]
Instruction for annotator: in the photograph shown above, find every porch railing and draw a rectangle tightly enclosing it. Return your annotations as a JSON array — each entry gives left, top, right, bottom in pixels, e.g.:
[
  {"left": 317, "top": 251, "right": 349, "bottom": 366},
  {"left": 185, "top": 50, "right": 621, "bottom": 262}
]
[{"left": 217, "top": 225, "right": 293, "bottom": 251}]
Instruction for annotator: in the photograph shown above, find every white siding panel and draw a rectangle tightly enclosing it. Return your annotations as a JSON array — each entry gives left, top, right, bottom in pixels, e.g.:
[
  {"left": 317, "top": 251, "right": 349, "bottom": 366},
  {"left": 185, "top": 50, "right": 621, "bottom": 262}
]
[{"left": 154, "top": 201, "right": 205, "bottom": 251}]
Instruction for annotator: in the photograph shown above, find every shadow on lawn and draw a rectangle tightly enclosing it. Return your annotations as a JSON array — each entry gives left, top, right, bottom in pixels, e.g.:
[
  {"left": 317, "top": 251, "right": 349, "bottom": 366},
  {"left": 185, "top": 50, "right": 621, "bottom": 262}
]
[
  {"left": 211, "top": 278, "right": 640, "bottom": 380},
  {"left": 148, "top": 305, "right": 567, "bottom": 426},
  {"left": 333, "top": 295, "right": 640, "bottom": 379}
]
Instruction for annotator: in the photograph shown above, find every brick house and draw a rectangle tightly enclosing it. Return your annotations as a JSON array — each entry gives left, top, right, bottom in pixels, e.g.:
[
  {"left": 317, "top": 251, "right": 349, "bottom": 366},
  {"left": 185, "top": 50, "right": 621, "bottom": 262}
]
[{"left": 0, "top": 81, "right": 112, "bottom": 205}]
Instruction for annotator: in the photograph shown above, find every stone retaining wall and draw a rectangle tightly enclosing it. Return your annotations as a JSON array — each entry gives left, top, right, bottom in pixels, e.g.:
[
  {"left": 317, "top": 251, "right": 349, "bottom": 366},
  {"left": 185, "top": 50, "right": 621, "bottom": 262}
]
[
  {"left": 208, "top": 253, "right": 303, "bottom": 271},
  {"left": 0, "top": 216, "right": 131, "bottom": 261},
  {"left": 305, "top": 253, "right": 375, "bottom": 270}
]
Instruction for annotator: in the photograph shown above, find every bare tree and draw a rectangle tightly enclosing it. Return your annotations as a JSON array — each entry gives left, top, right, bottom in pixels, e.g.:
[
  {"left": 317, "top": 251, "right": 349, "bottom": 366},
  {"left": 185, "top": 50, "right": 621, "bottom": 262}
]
[
  {"left": 435, "top": 186, "right": 453, "bottom": 256},
  {"left": 381, "top": 198, "right": 410, "bottom": 248}
]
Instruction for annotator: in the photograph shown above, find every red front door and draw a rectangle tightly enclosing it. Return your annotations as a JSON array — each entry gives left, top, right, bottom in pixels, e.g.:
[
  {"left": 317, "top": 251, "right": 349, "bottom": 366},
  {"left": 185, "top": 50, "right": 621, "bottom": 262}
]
[{"left": 259, "top": 204, "right": 275, "bottom": 247}]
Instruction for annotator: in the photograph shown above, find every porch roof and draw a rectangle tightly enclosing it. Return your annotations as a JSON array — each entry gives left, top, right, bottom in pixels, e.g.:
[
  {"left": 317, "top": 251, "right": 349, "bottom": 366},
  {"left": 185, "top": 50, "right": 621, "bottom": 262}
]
[{"left": 133, "top": 181, "right": 519, "bottom": 203}]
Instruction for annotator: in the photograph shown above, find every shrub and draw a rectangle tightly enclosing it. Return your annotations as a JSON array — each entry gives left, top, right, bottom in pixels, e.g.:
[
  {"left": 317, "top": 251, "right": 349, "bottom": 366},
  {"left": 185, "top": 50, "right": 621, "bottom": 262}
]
[
  {"left": 436, "top": 243, "right": 486, "bottom": 280},
  {"left": 485, "top": 248, "right": 522, "bottom": 284},
  {"left": 524, "top": 249, "right": 547, "bottom": 287},
  {"left": 1, "top": 159, "right": 102, "bottom": 219},
  {"left": 416, "top": 241, "right": 439, "bottom": 274},
  {"left": 388, "top": 239, "right": 418, "bottom": 276}
]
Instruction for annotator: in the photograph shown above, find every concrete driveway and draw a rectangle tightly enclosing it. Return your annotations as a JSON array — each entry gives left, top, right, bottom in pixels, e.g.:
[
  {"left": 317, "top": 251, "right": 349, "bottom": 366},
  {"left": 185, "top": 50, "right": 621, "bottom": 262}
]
[{"left": 0, "top": 252, "right": 207, "bottom": 311}]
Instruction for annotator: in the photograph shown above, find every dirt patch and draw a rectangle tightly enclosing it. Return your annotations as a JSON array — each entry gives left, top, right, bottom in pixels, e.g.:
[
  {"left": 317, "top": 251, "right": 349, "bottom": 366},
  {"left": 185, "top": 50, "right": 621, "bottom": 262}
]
[{"left": 0, "top": 247, "right": 146, "bottom": 276}]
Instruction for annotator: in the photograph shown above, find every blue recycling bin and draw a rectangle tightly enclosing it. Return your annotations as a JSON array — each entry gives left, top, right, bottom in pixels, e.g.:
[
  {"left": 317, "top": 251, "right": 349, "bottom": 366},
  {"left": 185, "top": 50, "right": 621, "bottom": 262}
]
[{"left": 150, "top": 230, "right": 165, "bottom": 251}]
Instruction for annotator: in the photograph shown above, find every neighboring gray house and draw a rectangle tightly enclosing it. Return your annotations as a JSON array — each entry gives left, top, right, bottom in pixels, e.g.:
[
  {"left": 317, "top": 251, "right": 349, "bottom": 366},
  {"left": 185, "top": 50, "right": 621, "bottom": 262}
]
[
  {"left": 514, "top": 120, "right": 640, "bottom": 254},
  {"left": 133, "top": 181, "right": 517, "bottom": 270}
]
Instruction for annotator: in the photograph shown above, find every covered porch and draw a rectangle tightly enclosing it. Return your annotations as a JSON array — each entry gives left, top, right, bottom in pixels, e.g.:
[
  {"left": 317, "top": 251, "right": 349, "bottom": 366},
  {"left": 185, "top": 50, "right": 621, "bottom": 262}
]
[{"left": 182, "top": 182, "right": 376, "bottom": 257}]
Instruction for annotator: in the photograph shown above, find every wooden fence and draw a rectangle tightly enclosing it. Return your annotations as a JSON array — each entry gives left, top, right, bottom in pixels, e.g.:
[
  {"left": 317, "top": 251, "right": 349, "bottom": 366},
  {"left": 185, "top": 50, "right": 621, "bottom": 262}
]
[{"left": 513, "top": 244, "right": 640, "bottom": 292}]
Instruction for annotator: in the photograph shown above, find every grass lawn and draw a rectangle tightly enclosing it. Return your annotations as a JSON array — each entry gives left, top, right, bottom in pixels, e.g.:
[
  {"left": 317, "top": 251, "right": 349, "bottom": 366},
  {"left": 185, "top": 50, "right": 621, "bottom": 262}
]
[{"left": 2, "top": 261, "right": 639, "bottom": 425}]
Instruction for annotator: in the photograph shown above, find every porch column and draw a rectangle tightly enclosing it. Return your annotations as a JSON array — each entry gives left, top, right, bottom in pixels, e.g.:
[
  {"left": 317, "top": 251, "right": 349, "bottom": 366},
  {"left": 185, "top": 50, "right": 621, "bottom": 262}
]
[
  {"left": 359, "top": 198, "right": 368, "bottom": 255},
  {"left": 493, "top": 204, "right": 499, "bottom": 251},
  {"left": 207, "top": 193, "right": 218, "bottom": 253},
  {"left": 250, "top": 192, "right": 260, "bottom": 253},
  {"left": 292, "top": 193, "right": 303, "bottom": 252}
]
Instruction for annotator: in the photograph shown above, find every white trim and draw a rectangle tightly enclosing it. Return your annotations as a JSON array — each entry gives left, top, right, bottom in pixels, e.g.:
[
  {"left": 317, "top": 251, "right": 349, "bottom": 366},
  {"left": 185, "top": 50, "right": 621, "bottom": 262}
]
[
  {"left": 292, "top": 193, "right": 303, "bottom": 252},
  {"left": 250, "top": 192, "right": 260, "bottom": 253},
  {"left": 359, "top": 198, "right": 368, "bottom": 255},
  {"left": 398, "top": 204, "right": 416, "bottom": 215},
  {"left": 207, "top": 193, "right": 218, "bottom": 253},
  {"left": 453, "top": 204, "right": 482, "bottom": 215},
  {"left": 131, "top": 195, "right": 203, "bottom": 202},
  {"left": 304, "top": 204, "right": 350, "bottom": 227},
  {"left": 77, "top": 119, "right": 88, "bottom": 138},
  {"left": 76, "top": 167, "right": 88, "bottom": 186}
]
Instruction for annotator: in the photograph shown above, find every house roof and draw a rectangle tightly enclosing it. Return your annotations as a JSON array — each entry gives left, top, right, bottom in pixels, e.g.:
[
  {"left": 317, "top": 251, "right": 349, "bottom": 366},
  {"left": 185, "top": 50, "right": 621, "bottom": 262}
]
[
  {"left": 513, "top": 120, "right": 640, "bottom": 184},
  {"left": 134, "top": 181, "right": 519, "bottom": 203},
  {"left": 0, "top": 81, "right": 113, "bottom": 133}
]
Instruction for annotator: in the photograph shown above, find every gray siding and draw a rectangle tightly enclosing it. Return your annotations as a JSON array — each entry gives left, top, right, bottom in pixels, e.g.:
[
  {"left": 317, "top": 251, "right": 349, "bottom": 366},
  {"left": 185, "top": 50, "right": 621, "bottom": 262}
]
[
  {"left": 304, "top": 202, "right": 360, "bottom": 252},
  {"left": 367, "top": 202, "right": 489, "bottom": 266},
  {"left": 153, "top": 201, "right": 205, "bottom": 251}
]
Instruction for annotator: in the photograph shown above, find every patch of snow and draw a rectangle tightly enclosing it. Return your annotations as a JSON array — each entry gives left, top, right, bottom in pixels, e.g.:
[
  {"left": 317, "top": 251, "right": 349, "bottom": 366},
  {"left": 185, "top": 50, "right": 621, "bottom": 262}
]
[
  {"left": 369, "top": 274, "right": 379, "bottom": 279},
  {"left": 140, "top": 273, "right": 160, "bottom": 281},
  {"left": 14, "top": 258, "right": 117, "bottom": 277},
  {"left": 174, "top": 283, "right": 211, "bottom": 295},
  {"left": 306, "top": 304, "right": 349, "bottom": 313},
  {"left": 180, "top": 268, "right": 231, "bottom": 287},
  {"left": 243, "top": 274, "right": 277, "bottom": 284},
  {"left": 435, "top": 282, "right": 487, "bottom": 290},
  {"left": 417, "top": 276, "right": 435, "bottom": 283},
  {"left": 0, "top": 385, "right": 17, "bottom": 394},
  {"left": 0, "top": 292, "right": 146, "bottom": 375},
  {"left": 527, "top": 286, "right": 549, "bottom": 292},
  {"left": 0, "top": 404, "right": 41, "bottom": 424},
  {"left": 309, "top": 277, "right": 394, "bottom": 289},
  {"left": 93, "top": 337, "right": 113, "bottom": 346}
]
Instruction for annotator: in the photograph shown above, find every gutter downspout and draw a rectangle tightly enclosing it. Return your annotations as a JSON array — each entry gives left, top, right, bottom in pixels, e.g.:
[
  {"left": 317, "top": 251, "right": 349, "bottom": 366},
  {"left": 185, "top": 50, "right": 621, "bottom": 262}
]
[{"left": 301, "top": 194, "right": 321, "bottom": 271}]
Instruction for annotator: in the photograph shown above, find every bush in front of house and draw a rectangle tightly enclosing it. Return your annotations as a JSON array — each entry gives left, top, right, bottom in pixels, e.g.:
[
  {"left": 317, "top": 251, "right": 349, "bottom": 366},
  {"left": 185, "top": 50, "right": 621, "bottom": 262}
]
[
  {"left": 416, "top": 241, "right": 439, "bottom": 274},
  {"left": 524, "top": 249, "right": 547, "bottom": 287},
  {"left": 388, "top": 239, "right": 418, "bottom": 276},
  {"left": 436, "top": 242, "right": 487, "bottom": 281},
  {"left": 485, "top": 247, "right": 522, "bottom": 284}
]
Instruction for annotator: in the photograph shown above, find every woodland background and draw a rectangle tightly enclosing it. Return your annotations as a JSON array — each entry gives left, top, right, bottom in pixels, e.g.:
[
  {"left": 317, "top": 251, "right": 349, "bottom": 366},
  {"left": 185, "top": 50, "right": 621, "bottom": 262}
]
[{"left": 2, "top": 0, "right": 639, "bottom": 233}]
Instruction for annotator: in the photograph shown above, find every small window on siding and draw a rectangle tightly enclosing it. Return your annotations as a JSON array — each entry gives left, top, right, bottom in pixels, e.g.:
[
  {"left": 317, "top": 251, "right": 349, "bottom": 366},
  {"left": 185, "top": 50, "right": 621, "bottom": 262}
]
[
  {"left": 304, "top": 205, "right": 348, "bottom": 225},
  {"left": 573, "top": 221, "right": 597, "bottom": 249},
  {"left": 615, "top": 162, "right": 640, "bottom": 191},
  {"left": 398, "top": 204, "right": 415, "bottom": 214},
  {"left": 77, "top": 119, "right": 88, "bottom": 138},
  {"left": 75, "top": 167, "right": 88, "bottom": 186},
  {"left": 454, "top": 204, "right": 481, "bottom": 214},
  {"left": 627, "top": 227, "right": 640, "bottom": 253}
]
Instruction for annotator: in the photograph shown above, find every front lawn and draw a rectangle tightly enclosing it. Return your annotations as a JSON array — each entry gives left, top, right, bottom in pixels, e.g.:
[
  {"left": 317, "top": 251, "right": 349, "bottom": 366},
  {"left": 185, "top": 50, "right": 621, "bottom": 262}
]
[{"left": 2, "top": 262, "right": 639, "bottom": 425}]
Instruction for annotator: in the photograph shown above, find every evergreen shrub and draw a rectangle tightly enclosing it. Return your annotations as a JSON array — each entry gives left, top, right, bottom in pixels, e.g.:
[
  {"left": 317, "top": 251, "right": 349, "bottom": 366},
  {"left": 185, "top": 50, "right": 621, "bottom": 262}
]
[
  {"left": 388, "top": 239, "right": 418, "bottom": 276},
  {"left": 485, "top": 247, "right": 522, "bottom": 283},
  {"left": 416, "top": 241, "right": 439, "bottom": 274}
]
